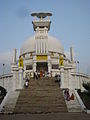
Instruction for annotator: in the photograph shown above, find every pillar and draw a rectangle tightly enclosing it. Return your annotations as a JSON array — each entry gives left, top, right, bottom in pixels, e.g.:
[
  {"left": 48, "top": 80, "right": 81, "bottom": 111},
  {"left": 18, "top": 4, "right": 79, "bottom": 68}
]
[
  {"left": 48, "top": 55, "right": 51, "bottom": 73},
  {"left": 70, "top": 46, "right": 74, "bottom": 62},
  {"left": 60, "top": 67, "right": 65, "bottom": 89},
  {"left": 33, "top": 55, "right": 36, "bottom": 72},
  {"left": 48, "top": 62, "right": 51, "bottom": 73},
  {"left": 44, "top": 40, "right": 45, "bottom": 53},
  {"left": 18, "top": 67, "right": 24, "bottom": 89},
  {"left": 11, "top": 48, "right": 17, "bottom": 73},
  {"left": 68, "top": 69, "right": 72, "bottom": 89},
  {"left": 35, "top": 39, "right": 38, "bottom": 53},
  {"left": 13, "top": 48, "right": 17, "bottom": 63},
  {"left": 13, "top": 70, "right": 16, "bottom": 91},
  {"left": 33, "top": 62, "right": 36, "bottom": 72},
  {"left": 41, "top": 40, "right": 42, "bottom": 53},
  {"left": 12, "top": 64, "right": 18, "bottom": 91}
]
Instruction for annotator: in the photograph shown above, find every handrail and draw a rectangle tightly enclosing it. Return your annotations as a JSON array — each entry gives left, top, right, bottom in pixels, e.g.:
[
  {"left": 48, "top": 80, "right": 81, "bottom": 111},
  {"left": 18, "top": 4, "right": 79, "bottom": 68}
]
[
  {"left": 71, "top": 72, "right": 90, "bottom": 78},
  {"left": 0, "top": 73, "right": 13, "bottom": 79}
]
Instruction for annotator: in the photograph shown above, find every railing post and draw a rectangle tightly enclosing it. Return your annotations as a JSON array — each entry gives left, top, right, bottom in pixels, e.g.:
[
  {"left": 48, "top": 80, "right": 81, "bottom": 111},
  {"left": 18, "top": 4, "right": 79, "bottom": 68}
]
[{"left": 3, "top": 64, "right": 5, "bottom": 88}]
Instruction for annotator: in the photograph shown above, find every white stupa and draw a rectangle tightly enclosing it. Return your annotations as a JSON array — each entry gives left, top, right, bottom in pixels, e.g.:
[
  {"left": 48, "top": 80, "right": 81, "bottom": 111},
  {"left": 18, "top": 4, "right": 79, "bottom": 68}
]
[{"left": 0, "top": 12, "right": 90, "bottom": 92}]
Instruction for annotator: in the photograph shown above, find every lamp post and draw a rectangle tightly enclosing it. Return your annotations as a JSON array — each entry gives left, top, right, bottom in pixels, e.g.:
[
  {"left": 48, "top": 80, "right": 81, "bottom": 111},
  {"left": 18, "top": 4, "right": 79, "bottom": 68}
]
[
  {"left": 77, "top": 61, "right": 81, "bottom": 90},
  {"left": 3, "top": 64, "right": 5, "bottom": 88}
]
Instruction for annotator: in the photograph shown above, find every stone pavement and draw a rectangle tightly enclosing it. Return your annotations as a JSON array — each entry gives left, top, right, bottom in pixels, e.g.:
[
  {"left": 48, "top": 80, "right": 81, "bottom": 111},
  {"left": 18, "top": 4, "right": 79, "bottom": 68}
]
[{"left": 0, "top": 113, "right": 90, "bottom": 120}]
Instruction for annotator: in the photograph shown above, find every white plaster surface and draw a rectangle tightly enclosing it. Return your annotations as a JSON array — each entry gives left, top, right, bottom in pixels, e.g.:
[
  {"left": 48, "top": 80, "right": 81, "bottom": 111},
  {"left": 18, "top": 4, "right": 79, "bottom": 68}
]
[{"left": 0, "top": 91, "right": 20, "bottom": 113}]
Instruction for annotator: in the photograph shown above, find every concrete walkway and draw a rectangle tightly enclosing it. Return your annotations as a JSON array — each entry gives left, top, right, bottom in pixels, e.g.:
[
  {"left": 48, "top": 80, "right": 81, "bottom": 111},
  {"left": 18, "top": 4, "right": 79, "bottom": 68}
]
[{"left": 0, "top": 113, "right": 90, "bottom": 120}]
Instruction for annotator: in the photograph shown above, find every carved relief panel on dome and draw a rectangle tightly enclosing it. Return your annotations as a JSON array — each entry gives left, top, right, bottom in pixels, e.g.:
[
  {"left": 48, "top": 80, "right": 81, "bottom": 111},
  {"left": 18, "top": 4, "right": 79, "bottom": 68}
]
[
  {"left": 35, "top": 35, "right": 48, "bottom": 39},
  {"left": 35, "top": 35, "right": 48, "bottom": 53}
]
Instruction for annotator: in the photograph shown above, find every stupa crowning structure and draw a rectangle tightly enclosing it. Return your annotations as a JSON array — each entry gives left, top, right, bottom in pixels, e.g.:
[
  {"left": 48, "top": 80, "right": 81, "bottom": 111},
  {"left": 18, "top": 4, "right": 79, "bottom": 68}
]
[{"left": 20, "top": 12, "right": 65, "bottom": 76}]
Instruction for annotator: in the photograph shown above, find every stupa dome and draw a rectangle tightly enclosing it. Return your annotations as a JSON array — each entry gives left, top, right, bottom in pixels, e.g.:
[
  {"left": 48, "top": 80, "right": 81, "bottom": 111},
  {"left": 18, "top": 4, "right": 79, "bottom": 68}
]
[{"left": 21, "top": 35, "right": 64, "bottom": 55}]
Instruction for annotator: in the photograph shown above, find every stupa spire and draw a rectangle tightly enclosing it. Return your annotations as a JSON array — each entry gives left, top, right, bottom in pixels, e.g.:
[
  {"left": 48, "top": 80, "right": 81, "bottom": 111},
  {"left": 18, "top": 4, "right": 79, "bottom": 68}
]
[{"left": 31, "top": 12, "right": 52, "bottom": 31}]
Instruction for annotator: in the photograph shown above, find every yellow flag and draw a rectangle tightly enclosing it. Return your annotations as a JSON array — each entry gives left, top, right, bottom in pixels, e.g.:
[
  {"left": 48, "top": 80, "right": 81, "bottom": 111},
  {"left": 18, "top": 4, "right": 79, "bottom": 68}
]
[
  {"left": 59, "top": 55, "right": 64, "bottom": 66},
  {"left": 19, "top": 57, "right": 23, "bottom": 67}
]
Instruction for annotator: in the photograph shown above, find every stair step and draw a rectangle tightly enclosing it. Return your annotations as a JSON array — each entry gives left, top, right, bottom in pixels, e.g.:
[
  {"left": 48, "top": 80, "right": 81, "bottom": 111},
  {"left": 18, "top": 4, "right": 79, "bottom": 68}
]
[{"left": 14, "top": 77, "right": 67, "bottom": 113}]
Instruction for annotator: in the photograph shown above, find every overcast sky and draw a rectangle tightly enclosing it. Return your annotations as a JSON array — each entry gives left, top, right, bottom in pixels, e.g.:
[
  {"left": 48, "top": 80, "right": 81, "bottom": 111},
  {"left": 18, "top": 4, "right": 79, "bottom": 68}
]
[{"left": 0, "top": 0, "right": 90, "bottom": 75}]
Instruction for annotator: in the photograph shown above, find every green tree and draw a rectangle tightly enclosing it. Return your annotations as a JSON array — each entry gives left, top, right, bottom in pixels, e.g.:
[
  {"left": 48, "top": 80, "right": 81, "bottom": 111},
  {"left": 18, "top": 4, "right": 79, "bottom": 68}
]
[
  {"left": 0, "top": 86, "right": 7, "bottom": 104},
  {"left": 83, "top": 82, "right": 90, "bottom": 95}
]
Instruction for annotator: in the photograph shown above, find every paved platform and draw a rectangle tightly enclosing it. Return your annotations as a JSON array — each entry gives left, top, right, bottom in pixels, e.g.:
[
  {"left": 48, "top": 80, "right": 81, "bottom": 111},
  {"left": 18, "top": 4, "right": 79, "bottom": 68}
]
[{"left": 0, "top": 113, "right": 90, "bottom": 120}]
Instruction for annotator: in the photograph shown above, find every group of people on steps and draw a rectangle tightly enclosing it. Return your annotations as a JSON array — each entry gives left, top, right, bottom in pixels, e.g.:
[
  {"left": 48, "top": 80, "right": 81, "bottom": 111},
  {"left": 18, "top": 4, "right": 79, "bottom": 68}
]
[
  {"left": 24, "top": 71, "right": 42, "bottom": 88},
  {"left": 64, "top": 89, "right": 74, "bottom": 101},
  {"left": 24, "top": 73, "right": 75, "bottom": 102}
]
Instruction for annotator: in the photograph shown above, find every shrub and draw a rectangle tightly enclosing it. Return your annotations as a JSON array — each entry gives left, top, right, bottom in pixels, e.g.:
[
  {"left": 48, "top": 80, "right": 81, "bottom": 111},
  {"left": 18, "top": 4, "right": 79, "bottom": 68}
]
[
  {"left": 82, "top": 82, "right": 90, "bottom": 95},
  {"left": 0, "top": 86, "right": 7, "bottom": 104},
  {"left": 77, "top": 89, "right": 81, "bottom": 94}
]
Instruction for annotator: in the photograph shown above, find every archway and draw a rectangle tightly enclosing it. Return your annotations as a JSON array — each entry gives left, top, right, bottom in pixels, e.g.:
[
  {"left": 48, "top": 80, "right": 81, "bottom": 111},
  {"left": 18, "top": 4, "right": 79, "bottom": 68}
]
[{"left": 36, "top": 62, "right": 48, "bottom": 77}]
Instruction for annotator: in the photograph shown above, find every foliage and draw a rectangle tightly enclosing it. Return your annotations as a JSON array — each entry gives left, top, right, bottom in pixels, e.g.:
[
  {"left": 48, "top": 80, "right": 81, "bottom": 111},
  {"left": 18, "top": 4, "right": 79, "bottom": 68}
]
[
  {"left": 82, "top": 82, "right": 90, "bottom": 95},
  {"left": 0, "top": 86, "right": 7, "bottom": 104},
  {"left": 77, "top": 89, "right": 81, "bottom": 94},
  {"left": 77, "top": 82, "right": 90, "bottom": 109}
]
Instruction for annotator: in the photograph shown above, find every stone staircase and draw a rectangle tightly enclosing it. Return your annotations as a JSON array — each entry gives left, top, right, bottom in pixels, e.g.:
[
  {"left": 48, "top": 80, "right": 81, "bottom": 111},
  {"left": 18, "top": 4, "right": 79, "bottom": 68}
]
[{"left": 14, "top": 77, "right": 67, "bottom": 113}]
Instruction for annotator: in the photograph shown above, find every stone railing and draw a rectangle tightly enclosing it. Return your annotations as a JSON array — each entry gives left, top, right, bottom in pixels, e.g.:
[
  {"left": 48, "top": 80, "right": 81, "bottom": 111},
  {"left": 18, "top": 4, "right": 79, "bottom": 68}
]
[
  {"left": 71, "top": 72, "right": 90, "bottom": 90},
  {"left": 74, "top": 90, "right": 86, "bottom": 111},
  {"left": 0, "top": 73, "right": 13, "bottom": 92},
  {"left": 0, "top": 73, "right": 13, "bottom": 79},
  {"left": 71, "top": 72, "right": 90, "bottom": 78}
]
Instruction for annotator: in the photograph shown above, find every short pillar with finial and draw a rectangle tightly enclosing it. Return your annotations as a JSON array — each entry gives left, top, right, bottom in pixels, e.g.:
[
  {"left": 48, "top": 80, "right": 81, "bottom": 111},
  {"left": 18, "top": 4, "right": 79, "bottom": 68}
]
[
  {"left": 18, "top": 56, "right": 24, "bottom": 89},
  {"left": 11, "top": 48, "right": 19, "bottom": 91},
  {"left": 59, "top": 55, "right": 65, "bottom": 88},
  {"left": 60, "top": 66, "right": 64, "bottom": 88},
  {"left": 31, "top": 12, "right": 52, "bottom": 54},
  {"left": 70, "top": 46, "right": 74, "bottom": 62}
]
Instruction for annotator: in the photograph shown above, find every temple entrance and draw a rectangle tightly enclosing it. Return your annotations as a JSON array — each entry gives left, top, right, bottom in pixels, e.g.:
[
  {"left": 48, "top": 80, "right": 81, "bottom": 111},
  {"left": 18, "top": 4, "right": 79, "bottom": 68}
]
[{"left": 36, "top": 62, "right": 48, "bottom": 77}]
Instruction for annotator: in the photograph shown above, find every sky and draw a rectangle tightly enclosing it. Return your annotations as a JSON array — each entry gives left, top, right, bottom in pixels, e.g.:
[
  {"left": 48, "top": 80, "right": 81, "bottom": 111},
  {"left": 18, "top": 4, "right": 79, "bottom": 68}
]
[{"left": 0, "top": 0, "right": 90, "bottom": 75}]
